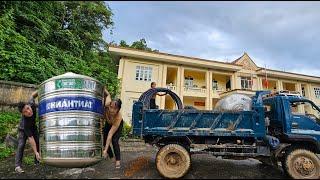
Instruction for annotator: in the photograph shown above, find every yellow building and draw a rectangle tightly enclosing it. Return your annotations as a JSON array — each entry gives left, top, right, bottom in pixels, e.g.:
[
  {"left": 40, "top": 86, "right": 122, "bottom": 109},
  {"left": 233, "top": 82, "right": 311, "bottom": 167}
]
[{"left": 109, "top": 46, "right": 320, "bottom": 125}]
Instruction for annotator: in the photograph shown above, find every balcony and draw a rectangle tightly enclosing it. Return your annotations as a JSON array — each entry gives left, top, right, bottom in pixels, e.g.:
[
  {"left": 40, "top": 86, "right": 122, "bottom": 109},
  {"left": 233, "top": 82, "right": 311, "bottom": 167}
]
[
  {"left": 184, "top": 69, "right": 207, "bottom": 97},
  {"left": 211, "top": 88, "right": 225, "bottom": 98},
  {"left": 211, "top": 73, "right": 232, "bottom": 98},
  {"left": 183, "top": 86, "right": 207, "bottom": 97},
  {"left": 166, "top": 83, "right": 177, "bottom": 92},
  {"left": 166, "top": 67, "right": 178, "bottom": 93}
]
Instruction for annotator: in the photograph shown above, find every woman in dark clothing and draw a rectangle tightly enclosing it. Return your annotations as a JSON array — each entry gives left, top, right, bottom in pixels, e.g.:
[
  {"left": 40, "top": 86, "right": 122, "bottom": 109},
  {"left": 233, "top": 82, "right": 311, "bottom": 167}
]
[{"left": 103, "top": 88, "right": 123, "bottom": 169}]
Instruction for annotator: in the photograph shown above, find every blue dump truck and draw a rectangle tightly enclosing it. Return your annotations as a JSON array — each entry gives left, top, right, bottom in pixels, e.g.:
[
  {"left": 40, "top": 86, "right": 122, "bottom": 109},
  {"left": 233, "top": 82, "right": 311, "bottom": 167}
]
[{"left": 132, "top": 88, "right": 320, "bottom": 179}]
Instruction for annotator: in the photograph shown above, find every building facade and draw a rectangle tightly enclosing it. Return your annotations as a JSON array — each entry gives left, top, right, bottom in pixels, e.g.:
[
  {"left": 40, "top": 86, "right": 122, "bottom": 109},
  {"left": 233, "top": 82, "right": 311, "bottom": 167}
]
[{"left": 109, "top": 46, "right": 320, "bottom": 125}]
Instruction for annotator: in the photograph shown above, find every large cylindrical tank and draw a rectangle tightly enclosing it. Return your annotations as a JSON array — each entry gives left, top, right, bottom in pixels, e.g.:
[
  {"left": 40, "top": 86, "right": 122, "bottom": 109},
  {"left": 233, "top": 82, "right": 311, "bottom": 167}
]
[
  {"left": 214, "top": 93, "right": 252, "bottom": 112},
  {"left": 38, "top": 72, "right": 104, "bottom": 167}
]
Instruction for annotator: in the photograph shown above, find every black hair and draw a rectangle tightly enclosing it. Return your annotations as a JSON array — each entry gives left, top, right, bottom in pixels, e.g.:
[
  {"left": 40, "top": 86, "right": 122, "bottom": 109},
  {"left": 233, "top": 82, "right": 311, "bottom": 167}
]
[
  {"left": 151, "top": 82, "right": 156, "bottom": 87},
  {"left": 112, "top": 98, "right": 122, "bottom": 110},
  {"left": 17, "top": 102, "right": 27, "bottom": 113}
]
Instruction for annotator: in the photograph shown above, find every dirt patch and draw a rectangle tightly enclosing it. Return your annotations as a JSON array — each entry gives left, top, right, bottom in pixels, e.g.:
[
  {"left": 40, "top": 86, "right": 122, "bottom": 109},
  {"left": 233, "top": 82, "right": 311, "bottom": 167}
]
[{"left": 124, "top": 156, "right": 150, "bottom": 177}]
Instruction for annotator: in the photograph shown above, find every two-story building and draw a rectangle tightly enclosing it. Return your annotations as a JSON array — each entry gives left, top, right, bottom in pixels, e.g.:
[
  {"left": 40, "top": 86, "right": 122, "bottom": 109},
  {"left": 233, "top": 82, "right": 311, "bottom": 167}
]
[{"left": 109, "top": 46, "right": 320, "bottom": 125}]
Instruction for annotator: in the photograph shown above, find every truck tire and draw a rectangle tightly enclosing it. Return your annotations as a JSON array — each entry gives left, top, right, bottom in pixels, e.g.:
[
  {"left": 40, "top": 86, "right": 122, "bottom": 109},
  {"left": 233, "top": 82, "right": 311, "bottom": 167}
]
[
  {"left": 156, "top": 144, "right": 191, "bottom": 179},
  {"left": 283, "top": 148, "right": 320, "bottom": 179}
]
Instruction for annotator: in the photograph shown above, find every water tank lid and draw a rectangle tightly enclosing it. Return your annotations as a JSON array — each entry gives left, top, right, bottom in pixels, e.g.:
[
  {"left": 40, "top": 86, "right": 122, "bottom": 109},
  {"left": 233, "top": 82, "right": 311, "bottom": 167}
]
[{"left": 39, "top": 72, "right": 102, "bottom": 86}]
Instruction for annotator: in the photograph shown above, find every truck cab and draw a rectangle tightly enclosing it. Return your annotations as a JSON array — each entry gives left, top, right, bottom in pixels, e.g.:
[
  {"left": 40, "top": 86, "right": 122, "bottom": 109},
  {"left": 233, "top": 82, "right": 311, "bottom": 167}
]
[
  {"left": 263, "top": 92, "right": 320, "bottom": 149},
  {"left": 262, "top": 92, "right": 320, "bottom": 179}
]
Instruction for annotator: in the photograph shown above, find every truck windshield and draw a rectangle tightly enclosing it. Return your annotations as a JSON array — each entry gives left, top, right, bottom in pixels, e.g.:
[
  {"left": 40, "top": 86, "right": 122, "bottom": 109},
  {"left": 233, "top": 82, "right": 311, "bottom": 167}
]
[{"left": 290, "top": 101, "right": 320, "bottom": 124}]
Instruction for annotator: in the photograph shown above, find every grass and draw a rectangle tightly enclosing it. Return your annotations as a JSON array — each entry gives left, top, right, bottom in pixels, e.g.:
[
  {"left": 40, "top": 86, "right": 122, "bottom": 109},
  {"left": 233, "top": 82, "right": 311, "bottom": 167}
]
[
  {"left": 23, "top": 154, "right": 34, "bottom": 165},
  {"left": 0, "top": 111, "right": 20, "bottom": 141},
  {"left": 0, "top": 143, "right": 15, "bottom": 160}
]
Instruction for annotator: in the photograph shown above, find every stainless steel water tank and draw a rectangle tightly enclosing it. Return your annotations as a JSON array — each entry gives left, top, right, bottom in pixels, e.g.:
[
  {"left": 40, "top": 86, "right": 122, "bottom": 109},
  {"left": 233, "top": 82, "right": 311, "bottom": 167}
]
[
  {"left": 214, "top": 93, "right": 252, "bottom": 112},
  {"left": 38, "top": 72, "right": 104, "bottom": 167}
]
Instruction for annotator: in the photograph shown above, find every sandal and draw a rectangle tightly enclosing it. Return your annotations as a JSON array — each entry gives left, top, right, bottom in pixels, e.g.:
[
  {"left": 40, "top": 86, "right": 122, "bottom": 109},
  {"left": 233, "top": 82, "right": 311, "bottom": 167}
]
[{"left": 115, "top": 164, "right": 121, "bottom": 169}]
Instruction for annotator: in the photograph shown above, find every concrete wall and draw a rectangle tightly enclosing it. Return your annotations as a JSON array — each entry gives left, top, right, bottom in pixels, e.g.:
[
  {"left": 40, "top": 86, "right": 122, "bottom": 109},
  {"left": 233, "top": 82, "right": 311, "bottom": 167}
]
[{"left": 0, "top": 80, "right": 37, "bottom": 111}]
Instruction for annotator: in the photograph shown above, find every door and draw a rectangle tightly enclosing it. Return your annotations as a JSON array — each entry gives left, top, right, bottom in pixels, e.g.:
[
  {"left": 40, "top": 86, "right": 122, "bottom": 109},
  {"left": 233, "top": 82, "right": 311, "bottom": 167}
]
[
  {"left": 126, "top": 97, "right": 139, "bottom": 125},
  {"left": 289, "top": 100, "right": 320, "bottom": 135}
]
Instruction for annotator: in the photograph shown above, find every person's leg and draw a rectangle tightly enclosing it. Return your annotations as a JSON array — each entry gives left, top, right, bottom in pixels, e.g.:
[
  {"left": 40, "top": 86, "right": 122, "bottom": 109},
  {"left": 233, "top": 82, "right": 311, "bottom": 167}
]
[
  {"left": 103, "top": 123, "right": 114, "bottom": 159},
  {"left": 112, "top": 121, "right": 123, "bottom": 167},
  {"left": 33, "top": 129, "right": 40, "bottom": 164},
  {"left": 15, "top": 131, "right": 27, "bottom": 169}
]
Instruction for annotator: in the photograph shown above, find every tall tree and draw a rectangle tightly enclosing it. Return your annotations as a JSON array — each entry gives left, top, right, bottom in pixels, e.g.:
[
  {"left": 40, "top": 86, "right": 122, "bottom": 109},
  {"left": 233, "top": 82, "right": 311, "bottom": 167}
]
[
  {"left": 115, "top": 38, "right": 159, "bottom": 52},
  {"left": 0, "top": 1, "right": 119, "bottom": 96}
]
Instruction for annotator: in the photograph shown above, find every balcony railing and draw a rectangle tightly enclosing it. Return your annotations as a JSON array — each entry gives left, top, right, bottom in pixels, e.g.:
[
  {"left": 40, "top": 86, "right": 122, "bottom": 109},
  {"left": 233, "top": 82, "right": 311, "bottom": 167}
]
[
  {"left": 212, "top": 88, "right": 226, "bottom": 94},
  {"left": 166, "top": 84, "right": 176, "bottom": 91},
  {"left": 212, "top": 90, "right": 224, "bottom": 94},
  {"left": 184, "top": 86, "right": 206, "bottom": 93}
]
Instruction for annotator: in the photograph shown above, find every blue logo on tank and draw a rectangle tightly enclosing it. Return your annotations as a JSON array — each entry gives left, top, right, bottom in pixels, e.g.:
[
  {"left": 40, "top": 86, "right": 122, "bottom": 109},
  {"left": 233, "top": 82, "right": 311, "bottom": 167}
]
[{"left": 39, "top": 96, "right": 103, "bottom": 116}]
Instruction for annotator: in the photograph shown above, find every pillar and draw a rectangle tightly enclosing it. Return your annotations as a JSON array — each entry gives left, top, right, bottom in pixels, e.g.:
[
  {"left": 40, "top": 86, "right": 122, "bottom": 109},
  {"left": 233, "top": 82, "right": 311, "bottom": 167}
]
[
  {"left": 277, "top": 80, "right": 283, "bottom": 91},
  {"left": 160, "top": 65, "right": 167, "bottom": 109},
  {"left": 178, "top": 66, "right": 184, "bottom": 103},
  {"left": 205, "top": 71, "right": 212, "bottom": 110}
]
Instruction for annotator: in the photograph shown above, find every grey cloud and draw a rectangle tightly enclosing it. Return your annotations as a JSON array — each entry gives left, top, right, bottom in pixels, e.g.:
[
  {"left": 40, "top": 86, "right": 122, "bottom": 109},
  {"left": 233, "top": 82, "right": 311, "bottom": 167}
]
[{"left": 104, "top": 1, "right": 320, "bottom": 76}]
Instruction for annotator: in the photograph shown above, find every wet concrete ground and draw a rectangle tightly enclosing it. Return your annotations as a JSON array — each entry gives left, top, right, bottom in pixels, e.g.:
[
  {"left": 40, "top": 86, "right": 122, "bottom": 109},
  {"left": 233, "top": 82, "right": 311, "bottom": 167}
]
[{"left": 0, "top": 139, "right": 289, "bottom": 179}]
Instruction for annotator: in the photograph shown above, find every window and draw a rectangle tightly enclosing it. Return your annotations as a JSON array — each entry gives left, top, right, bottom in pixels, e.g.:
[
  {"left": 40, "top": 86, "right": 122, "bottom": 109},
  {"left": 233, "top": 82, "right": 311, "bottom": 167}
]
[
  {"left": 264, "top": 103, "right": 273, "bottom": 120},
  {"left": 226, "top": 80, "right": 231, "bottom": 90},
  {"left": 314, "top": 87, "right": 320, "bottom": 99},
  {"left": 212, "top": 80, "right": 218, "bottom": 90},
  {"left": 290, "top": 101, "right": 320, "bottom": 124},
  {"left": 135, "top": 66, "right": 152, "bottom": 81},
  {"left": 302, "top": 87, "right": 306, "bottom": 97},
  {"left": 241, "top": 77, "right": 252, "bottom": 90},
  {"left": 185, "top": 76, "right": 193, "bottom": 87}
]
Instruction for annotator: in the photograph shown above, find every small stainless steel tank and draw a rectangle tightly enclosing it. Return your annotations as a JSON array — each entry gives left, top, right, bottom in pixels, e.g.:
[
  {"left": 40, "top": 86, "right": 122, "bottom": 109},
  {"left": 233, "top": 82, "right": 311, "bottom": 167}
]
[{"left": 38, "top": 72, "right": 104, "bottom": 167}]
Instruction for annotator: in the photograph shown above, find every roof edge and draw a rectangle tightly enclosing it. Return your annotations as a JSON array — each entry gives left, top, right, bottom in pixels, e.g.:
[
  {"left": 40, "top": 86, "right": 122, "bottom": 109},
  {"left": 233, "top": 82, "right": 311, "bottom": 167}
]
[{"left": 108, "top": 45, "right": 243, "bottom": 67}]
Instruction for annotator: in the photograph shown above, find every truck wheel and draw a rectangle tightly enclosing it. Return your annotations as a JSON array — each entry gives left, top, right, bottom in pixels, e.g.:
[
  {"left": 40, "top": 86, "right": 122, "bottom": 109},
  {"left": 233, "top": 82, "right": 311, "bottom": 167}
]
[
  {"left": 283, "top": 148, "right": 320, "bottom": 179},
  {"left": 156, "top": 144, "right": 191, "bottom": 179}
]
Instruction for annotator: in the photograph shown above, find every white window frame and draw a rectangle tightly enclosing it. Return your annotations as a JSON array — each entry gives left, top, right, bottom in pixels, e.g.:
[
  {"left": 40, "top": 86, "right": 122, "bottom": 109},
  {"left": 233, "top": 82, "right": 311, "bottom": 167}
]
[
  {"left": 184, "top": 76, "right": 193, "bottom": 87},
  {"left": 212, "top": 80, "right": 218, "bottom": 90},
  {"left": 135, "top": 66, "right": 152, "bottom": 82},
  {"left": 314, "top": 87, "right": 320, "bottom": 99},
  {"left": 241, "top": 77, "right": 252, "bottom": 90}
]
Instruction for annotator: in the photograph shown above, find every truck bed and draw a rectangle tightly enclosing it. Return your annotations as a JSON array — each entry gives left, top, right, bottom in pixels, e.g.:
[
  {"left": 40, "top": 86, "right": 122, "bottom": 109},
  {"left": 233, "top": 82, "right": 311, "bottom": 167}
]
[{"left": 133, "top": 105, "right": 266, "bottom": 139}]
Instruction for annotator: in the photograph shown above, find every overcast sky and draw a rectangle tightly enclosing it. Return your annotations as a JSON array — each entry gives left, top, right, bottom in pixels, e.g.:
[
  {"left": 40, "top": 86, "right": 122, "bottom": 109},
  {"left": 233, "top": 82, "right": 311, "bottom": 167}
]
[{"left": 103, "top": 1, "right": 320, "bottom": 76}]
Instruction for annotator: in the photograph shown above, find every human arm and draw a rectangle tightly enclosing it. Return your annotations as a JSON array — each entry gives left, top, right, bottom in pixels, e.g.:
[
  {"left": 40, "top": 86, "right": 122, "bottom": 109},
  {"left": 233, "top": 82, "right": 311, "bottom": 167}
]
[
  {"left": 156, "top": 92, "right": 167, "bottom": 96},
  {"left": 28, "top": 90, "right": 38, "bottom": 102},
  {"left": 27, "top": 136, "right": 41, "bottom": 161},
  {"left": 102, "top": 114, "right": 122, "bottom": 158},
  {"left": 103, "top": 87, "right": 112, "bottom": 107},
  {"left": 31, "top": 90, "right": 38, "bottom": 99},
  {"left": 24, "top": 122, "right": 40, "bottom": 161}
]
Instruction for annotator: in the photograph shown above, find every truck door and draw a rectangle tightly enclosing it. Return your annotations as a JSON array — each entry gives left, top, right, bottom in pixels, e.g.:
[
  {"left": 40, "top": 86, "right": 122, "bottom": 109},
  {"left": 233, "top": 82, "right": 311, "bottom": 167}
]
[
  {"left": 289, "top": 100, "right": 320, "bottom": 135},
  {"left": 263, "top": 98, "right": 283, "bottom": 137}
]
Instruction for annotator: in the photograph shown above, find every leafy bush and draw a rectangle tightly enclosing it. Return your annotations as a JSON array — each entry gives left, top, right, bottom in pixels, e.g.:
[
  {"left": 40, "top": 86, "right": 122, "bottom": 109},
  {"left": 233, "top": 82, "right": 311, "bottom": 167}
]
[
  {"left": 0, "top": 143, "right": 14, "bottom": 160},
  {"left": 121, "top": 121, "right": 132, "bottom": 139},
  {"left": 0, "top": 111, "right": 20, "bottom": 141}
]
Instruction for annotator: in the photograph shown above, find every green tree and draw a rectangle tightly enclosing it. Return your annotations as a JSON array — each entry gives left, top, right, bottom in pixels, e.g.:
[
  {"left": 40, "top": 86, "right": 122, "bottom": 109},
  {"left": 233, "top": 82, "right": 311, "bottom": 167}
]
[
  {"left": 0, "top": 1, "right": 119, "bottom": 96},
  {"left": 119, "top": 40, "right": 129, "bottom": 48},
  {"left": 116, "top": 38, "right": 159, "bottom": 52}
]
